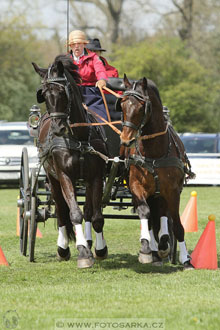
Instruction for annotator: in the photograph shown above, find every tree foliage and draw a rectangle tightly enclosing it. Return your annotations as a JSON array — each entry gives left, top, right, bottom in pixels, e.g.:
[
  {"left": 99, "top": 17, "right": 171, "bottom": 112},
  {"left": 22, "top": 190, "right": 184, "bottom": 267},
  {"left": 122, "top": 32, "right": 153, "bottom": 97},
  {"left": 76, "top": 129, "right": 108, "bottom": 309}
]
[
  {"left": 111, "top": 37, "right": 220, "bottom": 132},
  {"left": 0, "top": 16, "right": 44, "bottom": 121},
  {"left": 0, "top": 0, "right": 219, "bottom": 132}
]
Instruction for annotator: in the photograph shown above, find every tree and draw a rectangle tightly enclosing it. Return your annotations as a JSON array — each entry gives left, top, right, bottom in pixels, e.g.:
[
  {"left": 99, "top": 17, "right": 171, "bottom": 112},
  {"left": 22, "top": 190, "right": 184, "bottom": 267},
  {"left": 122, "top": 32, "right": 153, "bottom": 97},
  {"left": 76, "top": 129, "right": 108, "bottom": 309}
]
[
  {"left": 111, "top": 37, "right": 220, "bottom": 132},
  {"left": 0, "top": 15, "right": 45, "bottom": 121}
]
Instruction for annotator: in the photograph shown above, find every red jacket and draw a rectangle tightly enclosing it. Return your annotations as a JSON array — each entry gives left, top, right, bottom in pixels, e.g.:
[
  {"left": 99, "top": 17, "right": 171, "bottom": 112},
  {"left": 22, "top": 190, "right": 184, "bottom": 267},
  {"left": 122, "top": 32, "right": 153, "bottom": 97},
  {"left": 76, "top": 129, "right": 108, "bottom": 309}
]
[
  {"left": 100, "top": 57, "right": 118, "bottom": 78},
  {"left": 70, "top": 50, "right": 108, "bottom": 86}
]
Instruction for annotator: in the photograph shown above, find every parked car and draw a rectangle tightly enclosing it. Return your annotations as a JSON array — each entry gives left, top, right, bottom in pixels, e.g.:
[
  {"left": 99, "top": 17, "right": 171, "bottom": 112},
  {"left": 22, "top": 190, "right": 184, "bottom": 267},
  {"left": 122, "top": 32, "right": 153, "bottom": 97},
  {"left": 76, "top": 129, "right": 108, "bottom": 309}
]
[
  {"left": 179, "top": 133, "right": 220, "bottom": 185},
  {"left": 0, "top": 121, "right": 39, "bottom": 185}
]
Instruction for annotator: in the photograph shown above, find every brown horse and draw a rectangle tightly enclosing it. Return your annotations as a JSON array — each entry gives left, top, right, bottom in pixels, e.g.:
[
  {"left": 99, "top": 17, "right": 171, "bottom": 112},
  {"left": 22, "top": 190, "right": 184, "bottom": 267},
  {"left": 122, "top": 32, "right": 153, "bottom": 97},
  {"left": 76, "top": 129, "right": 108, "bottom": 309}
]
[
  {"left": 119, "top": 75, "right": 194, "bottom": 269},
  {"left": 32, "top": 55, "right": 108, "bottom": 268}
]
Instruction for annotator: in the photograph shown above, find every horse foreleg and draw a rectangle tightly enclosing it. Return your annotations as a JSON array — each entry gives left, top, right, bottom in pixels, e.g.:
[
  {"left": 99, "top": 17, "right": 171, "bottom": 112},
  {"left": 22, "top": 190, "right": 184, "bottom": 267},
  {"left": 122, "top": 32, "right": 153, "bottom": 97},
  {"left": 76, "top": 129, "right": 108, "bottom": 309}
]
[
  {"left": 58, "top": 172, "right": 94, "bottom": 268},
  {"left": 90, "top": 178, "right": 108, "bottom": 260},
  {"left": 132, "top": 190, "right": 152, "bottom": 264}
]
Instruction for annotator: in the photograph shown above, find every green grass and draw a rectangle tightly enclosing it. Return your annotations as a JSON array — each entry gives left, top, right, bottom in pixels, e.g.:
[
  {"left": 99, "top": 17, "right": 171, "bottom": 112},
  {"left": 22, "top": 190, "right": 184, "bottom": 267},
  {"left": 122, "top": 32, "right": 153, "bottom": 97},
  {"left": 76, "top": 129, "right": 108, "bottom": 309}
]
[{"left": 0, "top": 187, "right": 220, "bottom": 330}]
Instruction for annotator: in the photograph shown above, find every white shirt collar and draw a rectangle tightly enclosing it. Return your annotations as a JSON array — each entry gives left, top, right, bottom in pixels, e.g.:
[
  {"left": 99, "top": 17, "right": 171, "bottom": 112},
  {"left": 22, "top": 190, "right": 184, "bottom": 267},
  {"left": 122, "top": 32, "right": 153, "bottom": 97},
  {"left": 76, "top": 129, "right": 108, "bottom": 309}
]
[{"left": 73, "top": 50, "right": 85, "bottom": 63}]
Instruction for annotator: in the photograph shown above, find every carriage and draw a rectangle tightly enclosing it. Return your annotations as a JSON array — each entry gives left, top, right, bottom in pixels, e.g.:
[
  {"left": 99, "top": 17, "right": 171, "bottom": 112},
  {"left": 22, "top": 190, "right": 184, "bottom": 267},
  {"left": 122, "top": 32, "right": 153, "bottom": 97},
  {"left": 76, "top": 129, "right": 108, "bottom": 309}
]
[{"left": 17, "top": 55, "right": 194, "bottom": 268}]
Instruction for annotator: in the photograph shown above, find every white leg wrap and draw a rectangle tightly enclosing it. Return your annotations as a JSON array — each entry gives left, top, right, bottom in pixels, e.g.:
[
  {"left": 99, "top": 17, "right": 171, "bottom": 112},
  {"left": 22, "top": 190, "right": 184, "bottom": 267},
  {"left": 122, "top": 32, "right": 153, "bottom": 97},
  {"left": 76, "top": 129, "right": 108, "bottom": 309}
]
[
  {"left": 84, "top": 221, "right": 92, "bottom": 241},
  {"left": 149, "top": 229, "right": 158, "bottom": 251},
  {"left": 75, "top": 224, "right": 87, "bottom": 247},
  {"left": 179, "top": 241, "right": 190, "bottom": 264},
  {"left": 140, "top": 219, "right": 151, "bottom": 242},
  {"left": 159, "top": 216, "right": 169, "bottom": 239},
  {"left": 95, "top": 232, "right": 106, "bottom": 250},
  {"left": 57, "top": 226, "right": 69, "bottom": 249}
]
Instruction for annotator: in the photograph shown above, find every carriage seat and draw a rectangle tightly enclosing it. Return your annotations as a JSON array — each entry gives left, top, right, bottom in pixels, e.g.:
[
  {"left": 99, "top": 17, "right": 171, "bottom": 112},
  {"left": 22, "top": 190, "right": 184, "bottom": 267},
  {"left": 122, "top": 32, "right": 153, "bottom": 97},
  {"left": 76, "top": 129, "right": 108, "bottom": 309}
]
[{"left": 106, "top": 77, "right": 136, "bottom": 91}]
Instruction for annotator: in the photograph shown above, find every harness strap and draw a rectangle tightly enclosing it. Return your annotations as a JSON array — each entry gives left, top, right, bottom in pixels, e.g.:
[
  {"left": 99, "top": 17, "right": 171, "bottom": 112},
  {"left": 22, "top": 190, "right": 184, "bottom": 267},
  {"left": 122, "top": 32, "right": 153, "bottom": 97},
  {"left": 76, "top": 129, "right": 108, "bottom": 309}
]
[
  {"left": 81, "top": 106, "right": 122, "bottom": 135},
  {"left": 138, "top": 123, "right": 168, "bottom": 141},
  {"left": 127, "top": 154, "right": 185, "bottom": 195}
]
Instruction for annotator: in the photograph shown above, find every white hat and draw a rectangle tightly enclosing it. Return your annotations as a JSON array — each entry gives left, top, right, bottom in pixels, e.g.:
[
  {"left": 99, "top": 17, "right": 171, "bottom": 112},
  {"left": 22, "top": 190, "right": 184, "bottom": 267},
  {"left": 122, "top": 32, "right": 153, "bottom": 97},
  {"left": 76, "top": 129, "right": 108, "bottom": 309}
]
[{"left": 68, "top": 30, "right": 89, "bottom": 45}]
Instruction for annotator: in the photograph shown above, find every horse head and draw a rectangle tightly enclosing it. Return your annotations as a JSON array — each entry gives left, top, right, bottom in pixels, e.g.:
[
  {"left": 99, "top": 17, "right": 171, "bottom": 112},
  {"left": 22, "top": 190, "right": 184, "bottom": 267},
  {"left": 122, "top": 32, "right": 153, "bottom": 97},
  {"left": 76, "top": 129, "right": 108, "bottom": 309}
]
[
  {"left": 120, "top": 74, "right": 152, "bottom": 147},
  {"left": 32, "top": 55, "right": 83, "bottom": 137}
]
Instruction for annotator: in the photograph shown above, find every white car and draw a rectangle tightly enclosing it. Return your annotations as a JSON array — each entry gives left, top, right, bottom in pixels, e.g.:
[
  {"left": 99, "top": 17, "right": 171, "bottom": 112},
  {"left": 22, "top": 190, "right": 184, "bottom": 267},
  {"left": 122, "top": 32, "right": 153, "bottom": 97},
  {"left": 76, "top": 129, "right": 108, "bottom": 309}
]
[
  {"left": 180, "top": 133, "right": 220, "bottom": 185},
  {"left": 0, "top": 121, "right": 39, "bottom": 185}
]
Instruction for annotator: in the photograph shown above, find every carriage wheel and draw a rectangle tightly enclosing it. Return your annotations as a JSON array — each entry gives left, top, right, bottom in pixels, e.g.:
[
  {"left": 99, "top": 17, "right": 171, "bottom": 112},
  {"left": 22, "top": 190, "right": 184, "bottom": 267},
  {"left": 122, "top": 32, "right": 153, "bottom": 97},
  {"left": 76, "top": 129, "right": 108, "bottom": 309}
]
[
  {"left": 168, "top": 217, "right": 177, "bottom": 264},
  {"left": 29, "top": 168, "right": 38, "bottom": 262},
  {"left": 19, "top": 147, "right": 30, "bottom": 256}
]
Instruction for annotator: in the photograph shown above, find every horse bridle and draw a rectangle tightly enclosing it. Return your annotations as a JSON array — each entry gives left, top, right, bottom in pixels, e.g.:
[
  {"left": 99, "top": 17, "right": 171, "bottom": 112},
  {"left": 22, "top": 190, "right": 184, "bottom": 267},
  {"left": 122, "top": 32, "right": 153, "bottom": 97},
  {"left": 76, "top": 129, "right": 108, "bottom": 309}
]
[
  {"left": 41, "top": 65, "right": 72, "bottom": 120},
  {"left": 121, "top": 86, "right": 152, "bottom": 133}
]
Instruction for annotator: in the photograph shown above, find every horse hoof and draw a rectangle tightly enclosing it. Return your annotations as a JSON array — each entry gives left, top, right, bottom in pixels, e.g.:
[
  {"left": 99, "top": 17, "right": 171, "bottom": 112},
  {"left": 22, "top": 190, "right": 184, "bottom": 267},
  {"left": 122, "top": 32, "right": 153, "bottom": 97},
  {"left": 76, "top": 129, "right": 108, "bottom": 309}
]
[
  {"left": 152, "top": 251, "right": 163, "bottom": 266},
  {"left": 158, "top": 235, "right": 170, "bottom": 259},
  {"left": 158, "top": 246, "right": 170, "bottom": 259},
  {"left": 77, "top": 257, "right": 94, "bottom": 269},
  {"left": 77, "top": 245, "right": 94, "bottom": 268},
  {"left": 94, "top": 246, "right": 108, "bottom": 260},
  {"left": 183, "top": 260, "right": 194, "bottom": 270},
  {"left": 56, "top": 247, "right": 71, "bottom": 262},
  {"left": 138, "top": 252, "right": 152, "bottom": 264}
]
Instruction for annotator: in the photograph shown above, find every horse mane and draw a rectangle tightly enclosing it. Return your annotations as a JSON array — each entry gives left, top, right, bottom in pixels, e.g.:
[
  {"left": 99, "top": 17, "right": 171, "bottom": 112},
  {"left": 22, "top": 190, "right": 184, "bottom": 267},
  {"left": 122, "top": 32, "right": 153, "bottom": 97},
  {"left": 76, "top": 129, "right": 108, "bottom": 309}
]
[
  {"left": 53, "top": 54, "right": 85, "bottom": 108},
  {"left": 54, "top": 54, "right": 82, "bottom": 85},
  {"left": 137, "top": 78, "right": 162, "bottom": 106}
]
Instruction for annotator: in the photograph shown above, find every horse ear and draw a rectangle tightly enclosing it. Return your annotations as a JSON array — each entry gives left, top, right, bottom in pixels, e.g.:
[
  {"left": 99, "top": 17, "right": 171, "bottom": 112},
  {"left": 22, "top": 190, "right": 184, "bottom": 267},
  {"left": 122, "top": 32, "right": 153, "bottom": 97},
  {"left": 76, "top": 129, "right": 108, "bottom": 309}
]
[
  {"left": 123, "top": 73, "right": 132, "bottom": 89},
  {"left": 32, "top": 62, "right": 47, "bottom": 78},
  {"left": 57, "top": 61, "right": 64, "bottom": 76},
  {"left": 142, "top": 77, "right": 148, "bottom": 90}
]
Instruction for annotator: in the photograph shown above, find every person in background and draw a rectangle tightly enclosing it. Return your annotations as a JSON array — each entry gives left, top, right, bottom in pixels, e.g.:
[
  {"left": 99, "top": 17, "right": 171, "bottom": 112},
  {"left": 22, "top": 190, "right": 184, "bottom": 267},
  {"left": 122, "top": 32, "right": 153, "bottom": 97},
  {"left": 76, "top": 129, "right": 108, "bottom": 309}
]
[
  {"left": 86, "top": 38, "right": 119, "bottom": 78},
  {"left": 86, "top": 38, "right": 120, "bottom": 120},
  {"left": 68, "top": 30, "right": 108, "bottom": 121}
]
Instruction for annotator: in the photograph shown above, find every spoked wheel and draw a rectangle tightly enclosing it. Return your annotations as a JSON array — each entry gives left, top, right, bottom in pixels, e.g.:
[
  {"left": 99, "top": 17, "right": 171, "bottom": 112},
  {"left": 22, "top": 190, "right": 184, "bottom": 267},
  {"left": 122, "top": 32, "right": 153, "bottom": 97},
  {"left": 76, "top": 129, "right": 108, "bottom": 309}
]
[
  {"left": 19, "top": 147, "right": 30, "bottom": 256},
  {"left": 29, "top": 168, "right": 38, "bottom": 262},
  {"left": 168, "top": 216, "right": 177, "bottom": 264}
]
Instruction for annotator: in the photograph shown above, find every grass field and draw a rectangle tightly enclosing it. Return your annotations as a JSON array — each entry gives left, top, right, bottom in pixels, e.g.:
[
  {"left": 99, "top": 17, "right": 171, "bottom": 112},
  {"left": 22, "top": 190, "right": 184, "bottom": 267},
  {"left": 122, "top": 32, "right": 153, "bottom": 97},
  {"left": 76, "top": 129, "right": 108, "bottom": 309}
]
[{"left": 0, "top": 186, "right": 220, "bottom": 330}]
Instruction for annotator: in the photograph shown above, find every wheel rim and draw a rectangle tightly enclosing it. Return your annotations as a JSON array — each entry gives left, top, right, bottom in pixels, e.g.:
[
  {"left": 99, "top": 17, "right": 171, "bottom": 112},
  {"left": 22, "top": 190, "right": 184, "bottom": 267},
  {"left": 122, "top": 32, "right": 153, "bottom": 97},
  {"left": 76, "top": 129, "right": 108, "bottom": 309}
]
[
  {"left": 19, "top": 147, "right": 30, "bottom": 256},
  {"left": 29, "top": 168, "right": 38, "bottom": 262}
]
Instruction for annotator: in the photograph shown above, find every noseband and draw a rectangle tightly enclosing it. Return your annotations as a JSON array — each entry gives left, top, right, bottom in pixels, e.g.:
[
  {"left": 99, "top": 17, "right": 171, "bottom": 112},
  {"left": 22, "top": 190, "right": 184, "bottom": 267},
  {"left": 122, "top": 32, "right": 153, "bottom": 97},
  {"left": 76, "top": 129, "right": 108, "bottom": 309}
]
[{"left": 122, "top": 87, "right": 152, "bottom": 132}]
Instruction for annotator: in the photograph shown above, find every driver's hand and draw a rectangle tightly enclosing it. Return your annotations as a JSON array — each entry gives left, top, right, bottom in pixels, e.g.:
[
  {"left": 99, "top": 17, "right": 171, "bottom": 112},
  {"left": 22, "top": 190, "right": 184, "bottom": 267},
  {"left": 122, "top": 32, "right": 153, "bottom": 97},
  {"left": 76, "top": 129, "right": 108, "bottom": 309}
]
[{"left": 96, "top": 79, "right": 106, "bottom": 89}]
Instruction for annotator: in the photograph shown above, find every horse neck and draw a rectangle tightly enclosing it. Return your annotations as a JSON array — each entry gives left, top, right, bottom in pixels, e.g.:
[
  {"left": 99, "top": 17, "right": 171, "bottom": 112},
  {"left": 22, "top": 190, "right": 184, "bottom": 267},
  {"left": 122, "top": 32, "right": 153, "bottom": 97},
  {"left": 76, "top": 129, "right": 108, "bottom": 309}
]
[
  {"left": 140, "top": 102, "right": 168, "bottom": 158},
  {"left": 70, "top": 101, "right": 90, "bottom": 141}
]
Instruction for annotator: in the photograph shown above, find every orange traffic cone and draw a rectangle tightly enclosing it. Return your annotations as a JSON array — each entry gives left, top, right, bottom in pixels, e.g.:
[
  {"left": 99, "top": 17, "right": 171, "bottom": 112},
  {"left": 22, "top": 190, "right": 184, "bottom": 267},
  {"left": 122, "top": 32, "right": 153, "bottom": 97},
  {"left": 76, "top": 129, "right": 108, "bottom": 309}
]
[
  {"left": 191, "top": 214, "right": 217, "bottom": 269},
  {"left": 36, "top": 227, "right": 43, "bottom": 238},
  {"left": 0, "top": 246, "right": 9, "bottom": 266},
  {"left": 181, "top": 191, "right": 198, "bottom": 232}
]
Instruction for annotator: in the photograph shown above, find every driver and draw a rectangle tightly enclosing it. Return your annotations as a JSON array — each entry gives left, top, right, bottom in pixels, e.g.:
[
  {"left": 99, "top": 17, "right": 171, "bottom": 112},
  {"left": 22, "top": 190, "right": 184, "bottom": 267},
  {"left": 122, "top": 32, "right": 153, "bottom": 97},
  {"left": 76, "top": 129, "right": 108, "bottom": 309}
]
[{"left": 68, "top": 30, "right": 108, "bottom": 122}]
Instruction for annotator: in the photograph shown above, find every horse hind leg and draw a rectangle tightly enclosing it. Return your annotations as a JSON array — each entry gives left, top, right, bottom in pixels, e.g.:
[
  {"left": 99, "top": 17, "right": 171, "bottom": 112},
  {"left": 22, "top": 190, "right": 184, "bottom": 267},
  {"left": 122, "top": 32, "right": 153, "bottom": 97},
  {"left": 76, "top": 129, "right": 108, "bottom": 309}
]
[
  {"left": 168, "top": 198, "right": 194, "bottom": 269},
  {"left": 84, "top": 221, "right": 93, "bottom": 249},
  {"left": 157, "top": 216, "right": 171, "bottom": 259},
  {"left": 149, "top": 229, "right": 163, "bottom": 266},
  {"left": 90, "top": 179, "right": 108, "bottom": 260},
  {"left": 48, "top": 174, "right": 72, "bottom": 262},
  {"left": 84, "top": 190, "right": 93, "bottom": 249}
]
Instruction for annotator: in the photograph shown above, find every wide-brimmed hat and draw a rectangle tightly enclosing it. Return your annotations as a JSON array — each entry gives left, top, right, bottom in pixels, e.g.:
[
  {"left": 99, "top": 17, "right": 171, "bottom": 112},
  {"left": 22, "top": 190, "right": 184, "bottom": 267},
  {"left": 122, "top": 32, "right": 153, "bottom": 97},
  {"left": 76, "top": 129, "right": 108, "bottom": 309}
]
[
  {"left": 86, "top": 38, "right": 106, "bottom": 52},
  {"left": 68, "top": 30, "right": 89, "bottom": 45}
]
